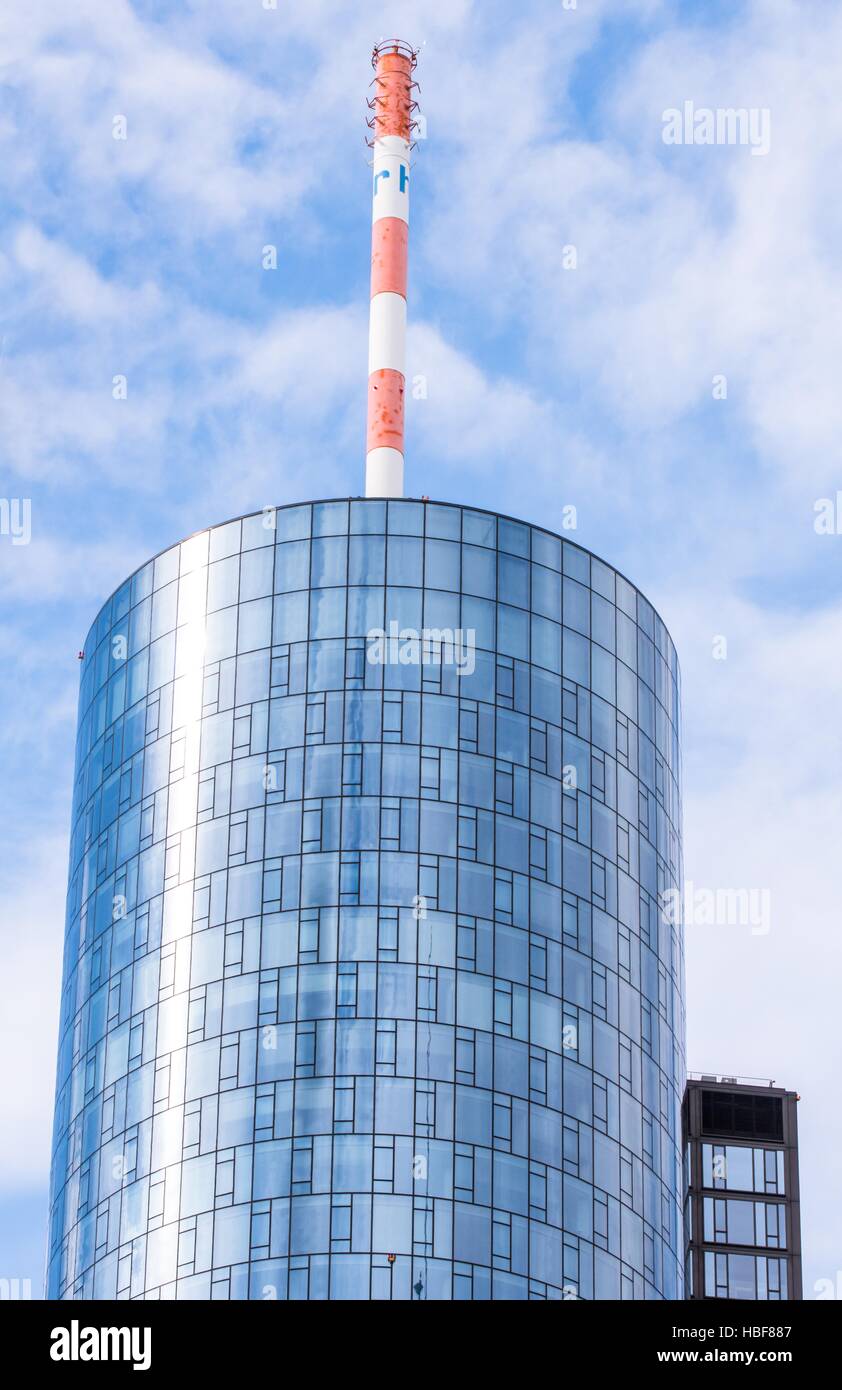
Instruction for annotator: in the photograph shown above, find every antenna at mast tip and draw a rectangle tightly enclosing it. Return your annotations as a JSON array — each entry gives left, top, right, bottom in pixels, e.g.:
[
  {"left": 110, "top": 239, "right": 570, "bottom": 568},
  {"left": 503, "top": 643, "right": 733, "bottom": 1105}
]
[{"left": 371, "top": 38, "right": 418, "bottom": 69}]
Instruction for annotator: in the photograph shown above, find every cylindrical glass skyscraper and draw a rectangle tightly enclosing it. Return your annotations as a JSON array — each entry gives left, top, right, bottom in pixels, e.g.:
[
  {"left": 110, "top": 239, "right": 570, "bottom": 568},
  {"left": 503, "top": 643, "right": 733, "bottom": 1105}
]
[{"left": 47, "top": 498, "right": 685, "bottom": 1300}]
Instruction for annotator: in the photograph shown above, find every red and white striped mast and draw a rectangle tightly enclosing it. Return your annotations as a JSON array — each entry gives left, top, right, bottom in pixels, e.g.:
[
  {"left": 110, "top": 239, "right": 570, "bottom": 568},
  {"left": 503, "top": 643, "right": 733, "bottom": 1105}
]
[{"left": 365, "top": 40, "right": 418, "bottom": 498}]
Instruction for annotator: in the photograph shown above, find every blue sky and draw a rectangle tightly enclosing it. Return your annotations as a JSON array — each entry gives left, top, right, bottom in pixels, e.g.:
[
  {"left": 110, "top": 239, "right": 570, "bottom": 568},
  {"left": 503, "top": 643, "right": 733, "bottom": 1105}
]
[{"left": 2, "top": 0, "right": 841, "bottom": 1298}]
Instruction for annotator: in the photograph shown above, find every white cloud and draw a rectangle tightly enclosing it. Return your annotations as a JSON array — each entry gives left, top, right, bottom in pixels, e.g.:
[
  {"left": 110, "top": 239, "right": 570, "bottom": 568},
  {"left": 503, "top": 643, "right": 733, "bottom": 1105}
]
[
  {"left": 0, "top": 835, "right": 66, "bottom": 1189},
  {"left": 12, "top": 225, "right": 163, "bottom": 326},
  {"left": 421, "top": 0, "right": 842, "bottom": 496}
]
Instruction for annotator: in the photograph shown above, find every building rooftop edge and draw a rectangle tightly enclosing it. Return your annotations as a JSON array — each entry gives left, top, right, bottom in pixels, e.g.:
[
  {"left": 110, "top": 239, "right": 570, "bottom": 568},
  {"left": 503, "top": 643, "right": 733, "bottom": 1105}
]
[
  {"left": 77, "top": 496, "right": 683, "bottom": 676},
  {"left": 686, "top": 1075, "right": 798, "bottom": 1097}
]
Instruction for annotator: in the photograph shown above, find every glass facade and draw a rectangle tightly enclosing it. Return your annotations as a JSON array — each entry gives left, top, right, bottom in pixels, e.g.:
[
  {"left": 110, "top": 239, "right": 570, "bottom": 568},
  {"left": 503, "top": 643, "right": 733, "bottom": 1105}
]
[
  {"left": 46, "top": 498, "right": 685, "bottom": 1300},
  {"left": 704, "top": 1252, "right": 788, "bottom": 1301},
  {"left": 703, "top": 1143, "right": 785, "bottom": 1195},
  {"left": 683, "top": 1080, "right": 801, "bottom": 1300}
]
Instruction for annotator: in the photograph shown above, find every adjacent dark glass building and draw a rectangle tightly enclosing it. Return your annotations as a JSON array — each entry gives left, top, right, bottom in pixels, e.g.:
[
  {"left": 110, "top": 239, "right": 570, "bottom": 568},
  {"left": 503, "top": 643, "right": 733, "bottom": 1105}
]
[
  {"left": 684, "top": 1075, "right": 802, "bottom": 1300},
  {"left": 47, "top": 498, "right": 686, "bottom": 1299}
]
